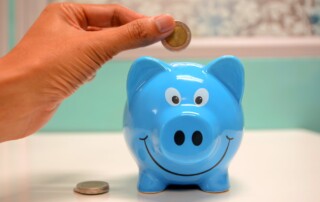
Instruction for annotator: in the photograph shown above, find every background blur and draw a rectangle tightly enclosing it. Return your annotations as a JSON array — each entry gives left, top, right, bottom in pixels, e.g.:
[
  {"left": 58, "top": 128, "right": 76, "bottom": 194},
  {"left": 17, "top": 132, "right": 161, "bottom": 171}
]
[{"left": 1, "top": 0, "right": 320, "bottom": 132}]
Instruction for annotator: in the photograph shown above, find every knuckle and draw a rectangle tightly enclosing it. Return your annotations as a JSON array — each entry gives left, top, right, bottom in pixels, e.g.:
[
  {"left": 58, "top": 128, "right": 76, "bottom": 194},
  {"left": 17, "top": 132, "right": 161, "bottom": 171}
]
[
  {"left": 45, "top": 2, "right": 63, "bottom": 10},
  {"left": 43, "top": 3, "right": 58, "bottom": 12},
  {"left": 110, "top": 3, "right": 125, "bottom": 10},
  {"left": 127, "top": 21, "right": 149, "bottom": 40},
  {"left": 44, "top": 2, "right": 73, "bottom": 13}
]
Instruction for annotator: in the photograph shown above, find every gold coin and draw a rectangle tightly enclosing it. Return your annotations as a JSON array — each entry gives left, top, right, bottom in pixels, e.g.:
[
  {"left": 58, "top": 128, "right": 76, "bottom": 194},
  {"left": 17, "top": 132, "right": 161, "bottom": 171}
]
[
  {"left": 162, "top": 21, "right": 191, "bottom": 51},
  {"left": 74, "top": 181, "right": 109, "bottom": 195}
]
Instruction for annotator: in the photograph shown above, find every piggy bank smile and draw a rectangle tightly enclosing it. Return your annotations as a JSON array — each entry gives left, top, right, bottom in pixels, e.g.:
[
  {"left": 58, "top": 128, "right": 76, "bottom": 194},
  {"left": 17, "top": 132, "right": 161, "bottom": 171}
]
[
  {"left": 124, "top": 56, "right": 244, "bottom": 193},
  {"left": 139, "top": 134, "right": 234, "bottom": 177}
]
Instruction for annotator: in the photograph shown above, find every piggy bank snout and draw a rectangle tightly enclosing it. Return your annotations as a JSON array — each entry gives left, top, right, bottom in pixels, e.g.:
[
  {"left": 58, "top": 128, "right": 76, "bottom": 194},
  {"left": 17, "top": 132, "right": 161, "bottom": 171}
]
[
  {"left": 160, "top": 115, "right": 216, "bottom": 163},
  {"left": 173, "top": 130, "right": 203, "bottom": 146}
]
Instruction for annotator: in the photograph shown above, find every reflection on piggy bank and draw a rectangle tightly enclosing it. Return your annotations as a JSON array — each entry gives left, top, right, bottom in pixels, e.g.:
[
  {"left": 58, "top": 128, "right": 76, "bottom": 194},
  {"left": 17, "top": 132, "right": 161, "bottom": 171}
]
[{"left": 124, "top": 56, "right": 244, "bottom": 193}]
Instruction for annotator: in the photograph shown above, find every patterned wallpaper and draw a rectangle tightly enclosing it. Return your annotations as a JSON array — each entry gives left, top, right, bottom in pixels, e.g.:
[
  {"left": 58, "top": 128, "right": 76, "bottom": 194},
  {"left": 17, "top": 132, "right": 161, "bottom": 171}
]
[{"left": 52, "top": 0, "right": 320, "bottom": 37}]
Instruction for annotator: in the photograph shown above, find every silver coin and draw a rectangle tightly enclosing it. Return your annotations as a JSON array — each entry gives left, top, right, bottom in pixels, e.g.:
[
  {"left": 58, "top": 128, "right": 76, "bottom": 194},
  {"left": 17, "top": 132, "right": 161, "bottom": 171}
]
[
  {"left": 74, "top": 181, "right": 109, "bottom": 195},
  {"left": 161, "top": 21, "right": 191, "bottom": 51}
]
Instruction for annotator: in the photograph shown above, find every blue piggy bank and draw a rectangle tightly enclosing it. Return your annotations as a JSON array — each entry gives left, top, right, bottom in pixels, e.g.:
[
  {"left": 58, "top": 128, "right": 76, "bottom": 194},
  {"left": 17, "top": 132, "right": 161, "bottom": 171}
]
[{"left": 124, "top": 56, "right": 244, "bottom": 193}]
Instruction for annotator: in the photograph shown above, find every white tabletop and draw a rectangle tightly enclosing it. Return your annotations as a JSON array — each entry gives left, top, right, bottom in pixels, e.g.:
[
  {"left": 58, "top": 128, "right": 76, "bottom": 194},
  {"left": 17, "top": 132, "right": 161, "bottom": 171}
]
[{"left": 1, "top": 129, "right": 320, "bottom": 202}]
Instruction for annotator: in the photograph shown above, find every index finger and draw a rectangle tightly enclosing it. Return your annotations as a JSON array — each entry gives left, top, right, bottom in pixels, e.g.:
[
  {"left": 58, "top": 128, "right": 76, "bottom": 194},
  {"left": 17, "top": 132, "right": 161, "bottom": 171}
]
[{"left": 79, "top": 4, "right": 146, "bottom": 28}]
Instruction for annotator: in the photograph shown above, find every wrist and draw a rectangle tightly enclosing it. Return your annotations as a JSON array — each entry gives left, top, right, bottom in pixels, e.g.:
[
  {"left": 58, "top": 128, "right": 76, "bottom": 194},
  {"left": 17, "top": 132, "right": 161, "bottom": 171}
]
[{"left": 0, "top": 51, "right": 57, "bottom": 142}]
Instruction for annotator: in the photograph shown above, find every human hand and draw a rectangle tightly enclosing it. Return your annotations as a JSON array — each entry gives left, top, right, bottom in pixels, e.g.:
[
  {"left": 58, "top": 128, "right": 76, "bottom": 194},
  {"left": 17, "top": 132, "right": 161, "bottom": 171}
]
[{"left": 0, "top": 3, "right": 175, "bottom": 142}]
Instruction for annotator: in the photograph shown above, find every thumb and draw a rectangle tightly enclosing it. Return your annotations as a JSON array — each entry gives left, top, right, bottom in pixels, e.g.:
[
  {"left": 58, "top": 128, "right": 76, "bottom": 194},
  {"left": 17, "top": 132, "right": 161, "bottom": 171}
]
[{"left": 107, "top": 14, "right": 175, "bottom": 53}]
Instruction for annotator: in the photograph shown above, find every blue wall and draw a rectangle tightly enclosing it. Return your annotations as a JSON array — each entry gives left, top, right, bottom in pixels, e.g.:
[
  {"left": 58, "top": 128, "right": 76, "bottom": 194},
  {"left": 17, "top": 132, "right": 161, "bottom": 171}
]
[{"left": 42, "top": 58, "right": 320, "bottom": 132}]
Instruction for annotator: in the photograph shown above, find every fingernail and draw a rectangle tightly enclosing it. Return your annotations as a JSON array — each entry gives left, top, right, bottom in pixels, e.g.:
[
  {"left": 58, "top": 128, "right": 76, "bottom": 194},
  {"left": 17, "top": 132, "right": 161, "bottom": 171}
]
[{"left": 154, "top": 14, "right": 175, "bottom": 33}]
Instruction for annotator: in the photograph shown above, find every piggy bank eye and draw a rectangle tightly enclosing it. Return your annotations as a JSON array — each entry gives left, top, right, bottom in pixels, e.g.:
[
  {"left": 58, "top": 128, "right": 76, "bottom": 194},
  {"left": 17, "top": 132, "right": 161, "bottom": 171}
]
[
  {"left": 194, "top": 88, "right": 209, "bottom": 106},
  {"left": 165, "top": 88, "right": 181, "bottom": 106}
]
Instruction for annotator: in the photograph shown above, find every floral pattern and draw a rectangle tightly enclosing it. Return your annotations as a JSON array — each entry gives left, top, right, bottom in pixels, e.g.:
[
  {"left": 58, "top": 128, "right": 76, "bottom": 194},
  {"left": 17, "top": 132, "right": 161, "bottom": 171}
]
[{"left": 53, "top": 0, "right": 320, "bottom": 36}]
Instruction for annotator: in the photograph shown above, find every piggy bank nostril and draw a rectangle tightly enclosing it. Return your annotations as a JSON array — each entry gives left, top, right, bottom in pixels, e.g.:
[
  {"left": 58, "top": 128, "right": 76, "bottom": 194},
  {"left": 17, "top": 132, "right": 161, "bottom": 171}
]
[
  {"left": 192, "top": 131, "right": 203, "bottom": 146},
  {"left": 174, "top": 130, "right": 185, "bottom": 146}
]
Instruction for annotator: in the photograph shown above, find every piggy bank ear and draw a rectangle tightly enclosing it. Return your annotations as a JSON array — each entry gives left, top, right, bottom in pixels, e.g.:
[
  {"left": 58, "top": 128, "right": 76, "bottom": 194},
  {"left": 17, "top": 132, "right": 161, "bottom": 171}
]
[
  {"left": 127, "top": 56, "right": 169, "bottom": 100},
  {"left": 205, "top": 56, "right": 244, "bottom": 102}
]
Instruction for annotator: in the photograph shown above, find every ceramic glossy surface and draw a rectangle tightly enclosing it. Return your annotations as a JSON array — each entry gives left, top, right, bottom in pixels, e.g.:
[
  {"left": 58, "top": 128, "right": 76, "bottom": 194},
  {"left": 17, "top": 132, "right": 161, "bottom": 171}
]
[{"left": 124, "top": 56, "right": 244, "bottom": 193}]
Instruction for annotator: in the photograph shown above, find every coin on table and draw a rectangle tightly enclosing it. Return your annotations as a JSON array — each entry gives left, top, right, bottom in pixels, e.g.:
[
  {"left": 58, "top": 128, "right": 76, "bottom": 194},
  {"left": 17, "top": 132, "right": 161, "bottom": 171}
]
[
  {"left": 74, "top": 181, "right": 109, "bottom": 195},
  {"left": 162, "top": 21, "right": 191, "bottom": 51}
]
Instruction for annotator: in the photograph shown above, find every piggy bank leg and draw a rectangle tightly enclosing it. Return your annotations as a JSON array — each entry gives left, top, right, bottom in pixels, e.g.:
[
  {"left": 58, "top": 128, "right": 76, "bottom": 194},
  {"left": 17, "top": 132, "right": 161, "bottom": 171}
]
[
  {"left": 138, "top": 170, "right": 166, "bottom": 193},
  {"left": 199, "top": 171, "right": 230, "bottom": 193}
]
